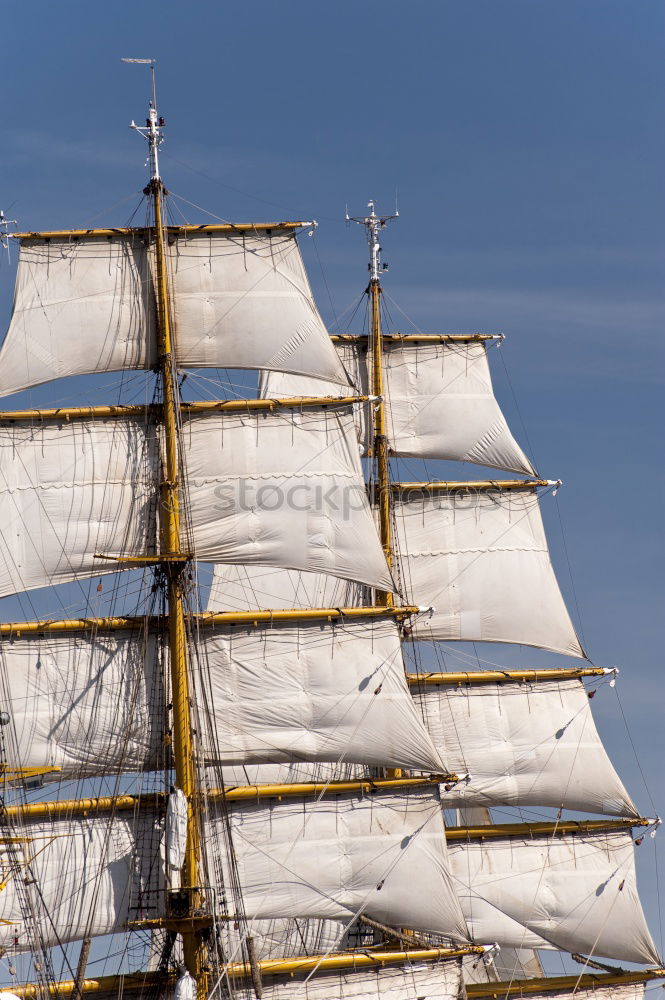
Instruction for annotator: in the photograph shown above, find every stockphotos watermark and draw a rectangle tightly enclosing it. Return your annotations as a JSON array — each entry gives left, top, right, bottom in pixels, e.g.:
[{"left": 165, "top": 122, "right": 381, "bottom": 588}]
[
  {"left": 212, "top": 481, "right": 495, "bottom": 522},
  {"left": 213, "top": 480, "right": 370, "bottom": 524}
]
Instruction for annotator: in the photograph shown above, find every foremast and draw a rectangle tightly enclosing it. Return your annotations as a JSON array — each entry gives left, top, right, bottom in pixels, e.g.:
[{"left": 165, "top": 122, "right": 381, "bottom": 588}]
[{"left": 132, "top": 72, "right": 207, "bottom": 995}]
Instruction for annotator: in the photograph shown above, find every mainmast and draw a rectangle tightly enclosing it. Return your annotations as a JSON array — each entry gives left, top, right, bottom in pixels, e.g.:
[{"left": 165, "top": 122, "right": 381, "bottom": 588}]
[
  {"left": 347, "top": 201, "right": 398, "bottom": 606},
  {"left": 129, "top": 62, "right": 206, "bottom": 996}
]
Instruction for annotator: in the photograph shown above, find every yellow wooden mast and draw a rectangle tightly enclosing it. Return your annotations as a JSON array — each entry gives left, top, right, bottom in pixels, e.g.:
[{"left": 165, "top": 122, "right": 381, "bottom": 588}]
[
  {"left": 0, "top": 945, "right": 489, "bottom": 998},
  {"left": 11, "top": 221, "right": 311, "bottom": 240},
  {"left": 6, "top": 959, "right": 665, "bottom": 1000},
  {"left": 0, "top": 394, "right": 371, "bottom": 423},
  {"left": 132, "top": 67, "right": 208, "bottom": 995},
  {"left": 348, "top": 201, "right": 398, "bottom": 608}
]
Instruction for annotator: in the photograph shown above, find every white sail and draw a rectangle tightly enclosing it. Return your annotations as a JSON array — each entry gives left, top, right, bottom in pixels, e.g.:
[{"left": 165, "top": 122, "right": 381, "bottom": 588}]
[
  {"left": 0, "top": 406, "right": 390, "bottom": 599},
  {"left": 224, "top": 787, "right": 468, "bottom": 939},
  {"left": 207, "top": 491, "right": 582, "bottom": 655},
  {"left": 394, "top": 491, "right": 584, "bottom": 656},
  {"left": 171, "top": 231, "right": 345, "bottom": 378},
  {"left": 498, "top": 986, "right": 646, "bottom": 1000},
  {"left": 220, "top": 763, "right": 362, "bottom": 785},
  {"left": 207, "top": 564, "right": 365, "bottom": 611},
  {"left": 261, "top": 339, "right": 534, "bottom": 474},
  {"left": 260, "top": 341, "right": 369, "bottom": 449},
  {"left": 0, "top": 632, "right": 161, "bottom": 775},
  {"left": 194, "top": 619, "right": 443, "bottom": 770},
  {"left": 0, "top": 620, "right": 441, "bottom": 774},
  {"left": 257, "top": 960, "right": 464, "bottom": 1000},
  {"left": 414, "top": 677, "right": 636, "bottom": 815},
  {"left": 0, "top": 418, "right": 156, "bottom": 598},
  {"left": 0, "top": 789, "right": 468, "bottom": 952},
  {"left": 463, "top": 947, "right": 542, "bottom": 984},
  {"left": 184, "top": 408, "right": 391, "bottom": 590},
  {"left": 222, "top": 917, "right": 351, "bottom": 962},
  {"left": 0, "top": 232, "right": 346, "bottom": 396},
  {"left": 0, "top": 813, "right": 158, "bottom": 952},
  {"left": 450, "top": 829, "right": 660, "bottom": 964},
  {"left": 0, "top": 236, "right": 153, "bottom": 395},
  {"left": 166, "top": 788, "right": 188, "bottom": 871}
]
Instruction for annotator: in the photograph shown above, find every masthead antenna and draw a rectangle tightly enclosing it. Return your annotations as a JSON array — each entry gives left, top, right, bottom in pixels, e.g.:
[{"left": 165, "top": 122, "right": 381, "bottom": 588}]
[
  {"left": 346, "top": 200, "right": 398, "bottom": 282},
  {"left": 0, "top": 210, "right": 17, "bottom": 264},
  {"left": 121, "top": 57, "right": 164, "bottom": 182}
]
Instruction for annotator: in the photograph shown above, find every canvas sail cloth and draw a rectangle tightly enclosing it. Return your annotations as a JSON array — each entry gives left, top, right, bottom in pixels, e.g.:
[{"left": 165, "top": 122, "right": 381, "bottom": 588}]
[
  {"left": 479, "top": 986, "right": 646, "bottom": 1000},
  {"left": 0, "top": 407, "right": 391, "bottom": 598},
  {"left": 0, "top": 812, "right": 161, "bottom": 952},
  {"left": 261, "top": 339, "right": 534, "bottom": 474},
  {"left": 0, "top": 417, "right": 157, "bottom": 597},
  {"left": 463, "top": 947, "right": 542, "bottom": 984},
  {"left": 0, "top": 632, "right": 162, "bottom": 775},
  {"left": 450, "top": 829, "right": 660, "bottom": 965},
  {"left": 181, "top": 409, "right": 390, "bottom": 589},
  {"left": 0, "top": 231, "right": 346, "bottom": 396},
  {"left": 219, "top": 763, "right": 364, "bottom": 786},
  {"left": 207, "top": 564, "right": 366, "bottom": 612},
  {"left": 221, "top": 916, "right": 354, "bottom": 964},
  {"left": 413, "top": 677, "right": 637, "bottom": 815},
  {"left": 255, "top": 961, "right": 464, "bottom": 1000},
  {"left": 394, "top": 490, "right": 584, "bottom": 656},
  {"left": 85, "top": 952, "right": 465, "bottom": 1000},
  {"left": 213, "top": 676, "right": 635, "bottom": 817},
  {"left": 0, "top": 788, "right": 468, "bottom": 952},
  {"left": 221, "top": 787, "right": 468, "bottom": 937},
  {"left": 257, "top": 977, "right": 647, "bottom": 1000},
  {"left": 0, "top": 620, "right": 440, "bottom": 775},
  {"left": 193, "top": 619, "right": 442, "bottom": 769},
  {"left": 212, "top": 490, "right": 583, "bottom": 655}
]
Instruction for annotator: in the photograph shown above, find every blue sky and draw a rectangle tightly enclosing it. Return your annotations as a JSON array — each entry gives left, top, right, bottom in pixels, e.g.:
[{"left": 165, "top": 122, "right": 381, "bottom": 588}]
[{"left": 1, "top": 0, "right": 664, "bottom": 970}]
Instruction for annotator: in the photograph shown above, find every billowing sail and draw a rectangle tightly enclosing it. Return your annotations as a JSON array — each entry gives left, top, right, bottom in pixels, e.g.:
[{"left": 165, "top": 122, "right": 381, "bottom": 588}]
[
  {"left": 450, "top": 829, "right": 660, "bottom": 964},
  {"left": 208, "top": 489, "right": 582, "bottom": 658},
  {"left": 394, "top": 491, "right": 584, "bottom": 656},
  {"left": 224, "top": 787, "right": 468, "bottom": 938},
  {"left": 183, "top": 408, "right": 391, "bottom": 590},
  {"left": 0, "top": 406, "right": 391, "bottom": 598},
  {"left": 222, "top": 917, "right": 352, "bottom": 963},
  {"left": 193, "top": 619, "right": 443, "bottom": 770},
  {"left": 0, "top": 631, "right": 162, "bottom": 775},
  {"left": 413, "top": 677, "right": 636, "bottom": 815},
  {"left": 170, "top": 231, "right": 345, "bottom": 378},
  {"left": 0, "top": 812, "right": 159, "bottom": 952},
  {"left": 0, "top": 418, "right": 157, "bottom": 598},
  {"left": 261, "top": 339, "right": 534, "bottom": 474},
  {"left": 0, "top": 619, "right": 441, "bottom": 774},
  {"left": 0, "top": 231, "right": 346, "bottom": 396},
  {"left": 0, "top": 788, "right": 468, "bottom": 952},
  {"left": 255, "top": 960, "right": 464, "bottom": 1000},
  {"left": 261, "top": 341, "right": 369, "bottom": 450},
  {"left": 0, "top": 235, "right": 154, "bottom": 394}
]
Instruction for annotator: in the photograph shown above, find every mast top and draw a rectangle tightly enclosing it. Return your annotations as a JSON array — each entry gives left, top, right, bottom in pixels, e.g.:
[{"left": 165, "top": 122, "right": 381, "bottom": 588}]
[
  {"left": 122, "top": 57, "right": 164, "bottom": 183},
  {"left": 0, "top": 210, "right": 17, "bottom": 263},
  {"left": 346, "top": 200, "right": 398, "bottom": 283}
]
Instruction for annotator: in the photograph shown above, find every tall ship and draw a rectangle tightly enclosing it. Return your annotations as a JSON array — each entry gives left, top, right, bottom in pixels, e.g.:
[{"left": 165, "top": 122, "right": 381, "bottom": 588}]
[{"left": 0, "top": 67, "right": 661, "bottom": 1000}]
